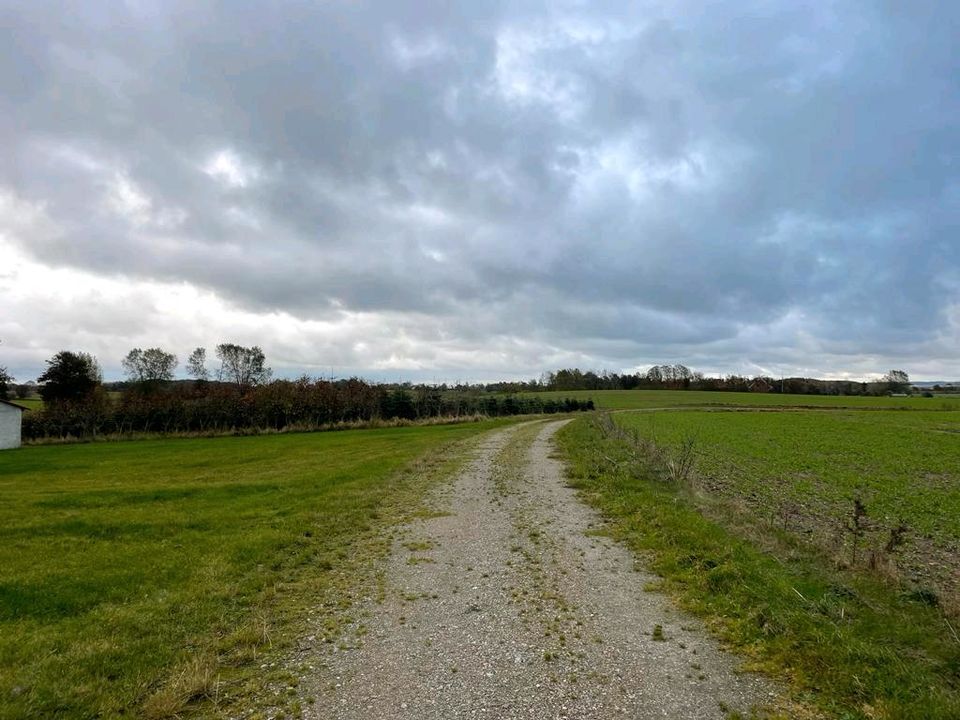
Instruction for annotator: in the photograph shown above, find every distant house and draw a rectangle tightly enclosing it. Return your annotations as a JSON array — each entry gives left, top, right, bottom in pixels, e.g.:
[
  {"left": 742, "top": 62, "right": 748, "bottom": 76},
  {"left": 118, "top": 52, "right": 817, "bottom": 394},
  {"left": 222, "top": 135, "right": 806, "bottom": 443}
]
[
  {"left": 0, "top": 400, "right": 26, "bottom": 450},
  {"left": 749, "top": 378, "right": 774, "bottom": 393}
]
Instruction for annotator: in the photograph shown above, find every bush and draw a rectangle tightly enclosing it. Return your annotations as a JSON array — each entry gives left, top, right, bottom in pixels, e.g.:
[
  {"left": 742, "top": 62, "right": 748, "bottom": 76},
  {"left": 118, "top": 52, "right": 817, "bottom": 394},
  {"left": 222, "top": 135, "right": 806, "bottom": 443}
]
[{"left": 21, "top": 380, "right": 594, "bottom": 441}]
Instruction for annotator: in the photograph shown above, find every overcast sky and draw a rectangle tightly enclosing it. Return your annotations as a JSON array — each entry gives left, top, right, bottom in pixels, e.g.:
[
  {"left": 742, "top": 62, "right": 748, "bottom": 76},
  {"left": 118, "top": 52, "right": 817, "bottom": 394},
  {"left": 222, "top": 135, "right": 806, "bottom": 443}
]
[{"left": 1, "top": 1, "right": 958, "bottom": 383}]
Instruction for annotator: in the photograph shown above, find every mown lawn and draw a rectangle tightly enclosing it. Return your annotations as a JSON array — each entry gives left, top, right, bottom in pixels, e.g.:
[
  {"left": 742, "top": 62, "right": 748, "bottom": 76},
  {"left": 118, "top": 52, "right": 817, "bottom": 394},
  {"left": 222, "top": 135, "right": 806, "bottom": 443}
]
[
  {"left": 0, "top": 420, "right": 507, "bottom": 719},
  {"left": 557, "top": 413, "right": 960, "bottom": 719},
  {"left": 528, "top": 388, "right": 960, "bottom": 410}
]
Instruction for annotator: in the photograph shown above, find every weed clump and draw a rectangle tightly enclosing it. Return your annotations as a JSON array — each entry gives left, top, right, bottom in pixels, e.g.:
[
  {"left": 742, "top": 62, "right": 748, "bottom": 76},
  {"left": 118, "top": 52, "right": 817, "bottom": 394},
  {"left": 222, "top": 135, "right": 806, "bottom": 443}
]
[{"left": 595, "top": 412, "right": 698, "bottom": 490}]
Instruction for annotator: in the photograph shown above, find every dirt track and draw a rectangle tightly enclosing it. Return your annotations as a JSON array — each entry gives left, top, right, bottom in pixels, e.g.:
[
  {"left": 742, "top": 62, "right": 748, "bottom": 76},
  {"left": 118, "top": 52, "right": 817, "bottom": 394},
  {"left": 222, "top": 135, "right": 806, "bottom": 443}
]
[{"left": 305, "top": 420, "right": 778, "bottom": 719}]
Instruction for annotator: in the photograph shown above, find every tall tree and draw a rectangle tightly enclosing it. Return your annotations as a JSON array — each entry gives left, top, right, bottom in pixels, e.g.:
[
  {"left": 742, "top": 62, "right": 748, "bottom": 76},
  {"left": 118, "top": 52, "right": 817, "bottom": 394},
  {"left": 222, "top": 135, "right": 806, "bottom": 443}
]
[
  {"left": 37, "top": 351, "right": 102, "bottom": 402},
  {"left": 215, "top": 344, "right": 271, "bottom": 392},
  {"left": 186, "top": 347, "right": 209, "bottom": 381},
  {"left": 121, "top": 348, "right": 178, "bottom": 387},
  {"left": 882, "top": 369, "right": 910, "bottom": 393}
]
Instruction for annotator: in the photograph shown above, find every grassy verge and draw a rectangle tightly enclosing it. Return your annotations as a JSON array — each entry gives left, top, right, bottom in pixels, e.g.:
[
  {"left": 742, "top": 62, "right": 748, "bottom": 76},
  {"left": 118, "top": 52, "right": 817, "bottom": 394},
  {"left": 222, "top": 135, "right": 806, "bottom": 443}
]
[
  {"left": 556, "top": 415, "right": 960, "bottom": 720},
  {"left": 0, "top": 419, "right": 512, "bottom": 719}
]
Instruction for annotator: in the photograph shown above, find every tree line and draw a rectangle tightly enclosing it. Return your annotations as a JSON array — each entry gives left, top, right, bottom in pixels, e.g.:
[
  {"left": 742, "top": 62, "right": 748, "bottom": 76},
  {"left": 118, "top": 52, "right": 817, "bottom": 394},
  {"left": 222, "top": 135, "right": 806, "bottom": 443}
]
[
  {"left": 485, "top": 366, "right": 914, "bottom": 395},
  {"left": 0, "top": 350, "right": 918, "bottom": 406},
  {"left": 13, "top": 346, "right": 593, "bottom": 441}
]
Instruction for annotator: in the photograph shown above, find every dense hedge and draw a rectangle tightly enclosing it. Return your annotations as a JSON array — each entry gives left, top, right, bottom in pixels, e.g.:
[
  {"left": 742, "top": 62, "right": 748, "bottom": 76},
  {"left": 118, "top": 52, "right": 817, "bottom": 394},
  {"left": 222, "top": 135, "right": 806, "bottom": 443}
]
[{"left": 21, "top": 379, "right": 593, "bottom": 440}]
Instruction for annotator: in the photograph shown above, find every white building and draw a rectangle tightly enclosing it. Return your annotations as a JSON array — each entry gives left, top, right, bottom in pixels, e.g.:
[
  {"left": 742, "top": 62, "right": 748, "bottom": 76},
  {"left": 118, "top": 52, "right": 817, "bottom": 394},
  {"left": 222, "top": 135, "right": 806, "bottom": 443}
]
[{"left": 0, "top": 400, "right": 25, "bottom": 449}]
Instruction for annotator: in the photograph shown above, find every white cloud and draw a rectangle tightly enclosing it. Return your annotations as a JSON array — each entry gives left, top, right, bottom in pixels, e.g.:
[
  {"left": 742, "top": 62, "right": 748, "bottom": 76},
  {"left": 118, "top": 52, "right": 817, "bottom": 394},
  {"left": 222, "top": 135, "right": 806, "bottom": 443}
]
[
  {"left": 389, "top": 32, "right": 455, "bottom": 71},
  {"left": 107, "top": 173, "right": 153, "bottom": 226},
  {"left": 492, "top": 25, "right": 586, "bottom": 120},
  {"left": 203, "top": 150, "right": 259, "bottom": 189}
]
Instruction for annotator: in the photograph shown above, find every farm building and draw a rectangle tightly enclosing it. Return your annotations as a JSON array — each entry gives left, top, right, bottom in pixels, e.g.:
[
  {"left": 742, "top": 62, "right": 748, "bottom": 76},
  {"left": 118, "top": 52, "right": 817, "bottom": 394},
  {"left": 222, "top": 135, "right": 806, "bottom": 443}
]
[
  {"left": 0, "top": 400, "right": 25, "bottom": 449},
  {"left": 749, "top": 377, "right": 774, "bottom": 393}
]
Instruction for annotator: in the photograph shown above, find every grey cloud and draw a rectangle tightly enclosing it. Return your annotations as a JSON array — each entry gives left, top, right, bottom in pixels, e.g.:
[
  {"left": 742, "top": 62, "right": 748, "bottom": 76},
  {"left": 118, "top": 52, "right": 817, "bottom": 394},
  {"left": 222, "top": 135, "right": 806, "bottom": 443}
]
[{"left": 1, "top": 0, "right": 958, "bottom": 378}]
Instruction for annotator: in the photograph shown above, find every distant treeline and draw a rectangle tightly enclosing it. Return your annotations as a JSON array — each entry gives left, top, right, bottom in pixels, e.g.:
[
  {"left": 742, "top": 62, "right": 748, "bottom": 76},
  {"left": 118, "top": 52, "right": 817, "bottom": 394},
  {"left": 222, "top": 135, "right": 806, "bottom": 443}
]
[
  {"left": 484, "top": 366, "right": 915, "bottom": 396},
  {"left": 9, "top": 344, "right": 919, "bottom": 442},
  {"left": 21, "top": 379, "right": 593, "bottom": 441}
]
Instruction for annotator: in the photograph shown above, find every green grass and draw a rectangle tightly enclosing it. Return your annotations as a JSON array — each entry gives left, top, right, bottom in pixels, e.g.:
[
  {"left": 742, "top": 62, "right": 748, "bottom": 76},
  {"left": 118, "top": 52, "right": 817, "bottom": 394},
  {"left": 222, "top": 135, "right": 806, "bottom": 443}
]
[
  {"left": 12, "top": 395, "right": 124, "bottom": 412},
  {"left": 614, "top": 409, "right": 960, "bottom": 534},
  {"left": 0, "top": 420, "right": 509, "bottom": 719},
  {"left": 526, "top": 388, "right": 960, "bottom": 411},
  {"left": 613, "top": 409, "right": 960, "bottom": 589},
  {"left": 557, "top": 415, "right": 960, "bottom": 719}
]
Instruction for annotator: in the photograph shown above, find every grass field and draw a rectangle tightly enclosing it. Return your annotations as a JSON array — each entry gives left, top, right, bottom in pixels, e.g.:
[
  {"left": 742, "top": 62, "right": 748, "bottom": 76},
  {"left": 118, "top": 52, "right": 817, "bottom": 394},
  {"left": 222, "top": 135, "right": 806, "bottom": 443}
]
[
  {"left": 0, "top": 420, "right": 509, "bottom": 719},
  {"left": 12, "top": 396, "right": 130, "bottom": 413},
  {"left": 7, "top": 388, "right": 960, "bottom": 719},
  {"left": 527, "top": 388, "right": 960, "bottom": 410},
  {"left": 557, "top": 410, "right": 960, "bottom": 719}
]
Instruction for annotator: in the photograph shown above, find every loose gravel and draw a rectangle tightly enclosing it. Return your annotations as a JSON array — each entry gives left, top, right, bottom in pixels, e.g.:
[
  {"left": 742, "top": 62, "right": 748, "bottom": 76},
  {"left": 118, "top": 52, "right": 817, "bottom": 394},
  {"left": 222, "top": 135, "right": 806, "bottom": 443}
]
[{"left": 302, "top": 420, "right": 780, "bottom": 719}]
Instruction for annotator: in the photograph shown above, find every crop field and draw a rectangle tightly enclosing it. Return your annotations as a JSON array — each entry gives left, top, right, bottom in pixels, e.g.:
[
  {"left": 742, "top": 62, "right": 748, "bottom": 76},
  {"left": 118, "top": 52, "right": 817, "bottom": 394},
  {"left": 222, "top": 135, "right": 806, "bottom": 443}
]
[
  {"left": 0, "top": 420, "right": 508, "bottom": 719},
  {"left": 614, "top": 409, "right": 960, "bottom": 595},
  {"left": 528, "top": 388, "right": 960, "bottom": 410}
]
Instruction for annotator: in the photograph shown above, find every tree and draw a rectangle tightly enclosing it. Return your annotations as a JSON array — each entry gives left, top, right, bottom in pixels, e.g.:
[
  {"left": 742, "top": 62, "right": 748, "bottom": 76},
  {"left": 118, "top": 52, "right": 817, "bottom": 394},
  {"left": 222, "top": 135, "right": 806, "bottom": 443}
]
[
  {"left": 186, "top": 347, "right": 209, "bottom": 381},
  {"left": 882, "top": 369, "right": 910, "bottom": 394},
  {"left": 121, "top": 348, "right": 178, "bottom": 388},
  {"left": 37, "top": 351, "right": 102, "bottom": 402},
  {"left": 14, "top": 381, "right": 35, "bottom": 399},
  {"left": 215, "top": 344, "right": 271, "bottom": 392},
  {"left": 0, "top": 367, "right": 12, "bottom": 399},
  {"left": 646, "top": 364, "right": 696, "bottom": 388}
]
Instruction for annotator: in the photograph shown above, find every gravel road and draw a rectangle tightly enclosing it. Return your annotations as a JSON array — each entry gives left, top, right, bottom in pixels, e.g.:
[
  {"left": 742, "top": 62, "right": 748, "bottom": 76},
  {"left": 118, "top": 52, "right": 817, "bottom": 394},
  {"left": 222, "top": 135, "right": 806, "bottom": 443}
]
[{"left": 304, "top": 420, "right": 779, "bottom": 719}]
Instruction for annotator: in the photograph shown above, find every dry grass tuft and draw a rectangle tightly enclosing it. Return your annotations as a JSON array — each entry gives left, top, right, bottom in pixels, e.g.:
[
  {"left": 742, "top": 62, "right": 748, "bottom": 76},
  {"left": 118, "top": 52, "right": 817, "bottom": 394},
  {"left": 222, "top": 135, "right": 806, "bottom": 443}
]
[{"left": 141, "top": 654, "right": 217, "bottom": 719}]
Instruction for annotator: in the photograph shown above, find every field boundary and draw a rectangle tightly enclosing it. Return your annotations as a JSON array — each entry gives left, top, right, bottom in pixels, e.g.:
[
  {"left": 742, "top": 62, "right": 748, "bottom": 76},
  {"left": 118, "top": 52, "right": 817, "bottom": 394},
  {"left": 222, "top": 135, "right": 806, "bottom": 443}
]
[{"left": 20, "top": 413, "right": 513, "bottom": 447}]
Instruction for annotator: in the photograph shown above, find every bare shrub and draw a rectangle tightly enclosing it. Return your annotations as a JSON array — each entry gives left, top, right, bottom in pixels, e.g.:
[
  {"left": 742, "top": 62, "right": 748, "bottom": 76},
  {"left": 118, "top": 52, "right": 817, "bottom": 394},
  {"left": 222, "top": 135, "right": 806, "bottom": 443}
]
[
  {"left": 845, "top": 497, "right": 874, "bottom": 566},
  {"left": 666, "top": 435, "right": 697, "bottom": 486}
]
